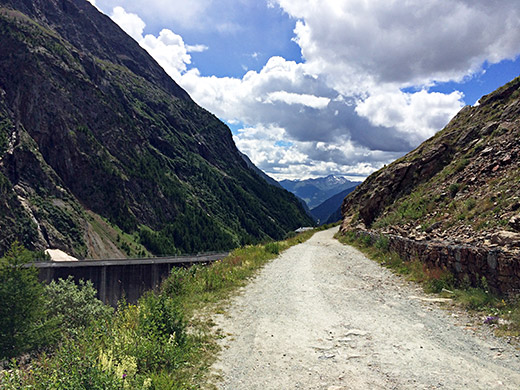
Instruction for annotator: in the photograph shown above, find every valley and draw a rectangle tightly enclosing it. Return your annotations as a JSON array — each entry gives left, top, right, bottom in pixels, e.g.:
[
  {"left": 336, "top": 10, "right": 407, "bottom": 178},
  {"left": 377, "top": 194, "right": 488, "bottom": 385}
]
[{"left": 1, "top": 0, "right": 520, "bottom": 389}]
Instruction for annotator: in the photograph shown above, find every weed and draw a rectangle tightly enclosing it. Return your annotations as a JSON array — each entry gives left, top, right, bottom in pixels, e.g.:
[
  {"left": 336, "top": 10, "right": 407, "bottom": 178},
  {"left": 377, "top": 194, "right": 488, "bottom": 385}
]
[
  {"left": 449, "top": 183, "right": 461, "bottom": 197},
  {"left": 264, "top": 242, "right": 281, "bottom": 255},
  {"left": 374, "top": 235, "right": 389, "bottom": 251}
]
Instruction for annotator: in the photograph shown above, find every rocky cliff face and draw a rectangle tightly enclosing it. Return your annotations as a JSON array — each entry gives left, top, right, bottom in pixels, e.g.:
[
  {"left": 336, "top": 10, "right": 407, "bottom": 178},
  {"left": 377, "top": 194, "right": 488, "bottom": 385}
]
[
  {"left": 0, "top": 0, "right": 313, "bottom": 257},
  {"left": 341, "top": 76, "right": 520, "bottom": 262}
]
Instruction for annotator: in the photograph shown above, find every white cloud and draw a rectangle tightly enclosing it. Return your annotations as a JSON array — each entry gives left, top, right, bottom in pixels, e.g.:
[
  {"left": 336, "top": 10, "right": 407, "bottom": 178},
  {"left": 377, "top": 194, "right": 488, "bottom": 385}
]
[
  {"left": 275, "top": 0, "right": 520, "bottom": 91},
  {"left": 186, "top": 44, "right": 209, "bottom": 53},
  {"left": 110, "top": 6, "right": 145, "bottom": 42},
  {"left": 141, "top": 30, "right": 192, "bottom": 79},
  {"left": 355, "top": 90, "right": 465, "bottom": 147},
  {"left": 86, "top": 0, "right": 96, "bottom": 5},
  {"left": 109, "top": 7, "right": 204, "bottom": 80},
  {"left": 106, "top": 1, "right": 520, "bottom": 180},
  {"left": 264, "top": 91, "right": 330, "bottom": 109}
]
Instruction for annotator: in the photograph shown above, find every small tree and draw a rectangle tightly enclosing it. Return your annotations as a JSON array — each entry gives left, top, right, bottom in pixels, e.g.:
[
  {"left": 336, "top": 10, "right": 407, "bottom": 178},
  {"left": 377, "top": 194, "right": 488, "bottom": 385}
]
[
  {"left": 45, "top": 276, "right": 113, "bottom": 335},
  {"left": 0, "top": 242, "right": 55, "bottom": 360}
]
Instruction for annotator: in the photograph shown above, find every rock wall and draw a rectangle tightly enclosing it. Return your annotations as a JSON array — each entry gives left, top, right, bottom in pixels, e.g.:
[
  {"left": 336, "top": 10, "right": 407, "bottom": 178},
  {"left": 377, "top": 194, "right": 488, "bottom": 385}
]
[{"left": 351, "top": 230, "right": 520, "bottom": 296}]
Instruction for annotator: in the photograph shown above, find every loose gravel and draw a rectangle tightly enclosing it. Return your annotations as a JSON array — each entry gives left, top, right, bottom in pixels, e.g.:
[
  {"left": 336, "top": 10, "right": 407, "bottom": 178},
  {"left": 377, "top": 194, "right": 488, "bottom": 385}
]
[{"left": 208, "top": 228, "right": 520, "bottom": 389}]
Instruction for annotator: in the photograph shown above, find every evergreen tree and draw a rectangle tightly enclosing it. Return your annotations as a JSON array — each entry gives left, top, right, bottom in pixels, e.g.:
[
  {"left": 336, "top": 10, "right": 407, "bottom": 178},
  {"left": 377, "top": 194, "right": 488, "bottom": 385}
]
[{"left": 0, "top": 243, "right": 55, "bottom": 359}]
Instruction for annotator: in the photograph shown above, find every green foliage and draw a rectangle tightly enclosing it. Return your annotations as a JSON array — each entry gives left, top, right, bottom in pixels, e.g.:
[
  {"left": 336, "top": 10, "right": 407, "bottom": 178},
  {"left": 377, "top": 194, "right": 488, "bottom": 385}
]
[
  {"left": 139, "top": 207, "right": 236, "bottom": 255},
  {"left": 2, "top": 231, "right": 316, "bottom": 388},
  {"left": 0, "top": 243, "right": 57, "bottom": 360},
  {"left": 374, "top": 187, "right": 435, "bottom": 228},
  {"left": 264, "top": 242, "right": 280, "bottom": 255},
  {"left": 0, "top": 117, "right": 11, "bottom": 156},
  {"left": 424, "top": 271, "right": 456, "bottom": 294},
  {"left": 454, "top": 158, "right": 469, "bottom": 173},
  {"left": 448, "top": 183, "right": 461, "bottom": 197},
  {"left": 44, "top": 276, "right": 113, "bottom": 335},
  {"left": 23, "top": 339, "right": 123, "bottom": 390},
  {"left": 465, "top": 198, "right": 477, "bottom": 211},
  {"left": 454, "top": 288, "right": 498, "bottom": 310},
  {"left": 131, "top": 292, "right": 187, "bottom": 372},
  {"left": 374, "top": 235, "right": 390, "bottom": 251}
]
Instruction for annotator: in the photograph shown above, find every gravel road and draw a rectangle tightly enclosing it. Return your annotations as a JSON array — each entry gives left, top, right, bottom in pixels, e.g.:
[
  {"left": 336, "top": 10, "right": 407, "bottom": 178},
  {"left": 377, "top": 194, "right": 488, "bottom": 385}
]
[{"left": 208, "top": 228, "right": 520, "bottom": 389}]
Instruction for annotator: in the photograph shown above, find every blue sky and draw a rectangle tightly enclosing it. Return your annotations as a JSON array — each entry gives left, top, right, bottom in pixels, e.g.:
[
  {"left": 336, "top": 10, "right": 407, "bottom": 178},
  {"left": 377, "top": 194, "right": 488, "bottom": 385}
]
[{"left": 89, "top": 0, "right": 520, "bottom": 180}]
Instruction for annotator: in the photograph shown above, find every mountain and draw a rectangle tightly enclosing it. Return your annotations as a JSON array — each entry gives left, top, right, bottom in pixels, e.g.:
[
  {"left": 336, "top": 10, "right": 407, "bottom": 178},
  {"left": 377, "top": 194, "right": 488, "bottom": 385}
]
[
  {"left": 239, "top": 152, "right": 282, "bottom": 189},
  {"left": 341, "top": 76, "right": 520, "bottom": 256},
  {"left": 280, "top": 175, "right": 361, "bottom": 209},
  {"left": 310, "top": 186, "right": 358, "bottom": 224},
  {"left": 0, "top": 0, "right": 313, "bottom": 258}
]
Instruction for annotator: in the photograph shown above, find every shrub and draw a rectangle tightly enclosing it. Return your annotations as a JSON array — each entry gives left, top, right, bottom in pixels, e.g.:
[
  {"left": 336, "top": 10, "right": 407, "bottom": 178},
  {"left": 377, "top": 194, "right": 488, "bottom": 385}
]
[
  {"left": 161, "top": 267, "right": 190, "bottom": 297},
  {"left": 132, "top": 293, "right": 187, "bottom": 371},
  {"left": 449, "top": 183, "right": 461, "bottom": 197},
  {"left": 45, "top": 276, "right": 113, "bottom": 335}
]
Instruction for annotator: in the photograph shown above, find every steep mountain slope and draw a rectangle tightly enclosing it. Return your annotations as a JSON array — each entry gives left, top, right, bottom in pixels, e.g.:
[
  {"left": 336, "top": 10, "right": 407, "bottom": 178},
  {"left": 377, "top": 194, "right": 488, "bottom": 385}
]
[
  {"left": 240, "top": 152, "right": 282, "bottom": 189},
  {"left": 341, "top": 76, "right": 520, "bottom": 255},
  {"left": 0, "top": 0, "right": 313, "bottom": 257},
  {"left": 310, "top": 185, "right": 358, "bottom": 224},
  {"left": 280, "top": 175, "right": 361, "bottom": 209}
]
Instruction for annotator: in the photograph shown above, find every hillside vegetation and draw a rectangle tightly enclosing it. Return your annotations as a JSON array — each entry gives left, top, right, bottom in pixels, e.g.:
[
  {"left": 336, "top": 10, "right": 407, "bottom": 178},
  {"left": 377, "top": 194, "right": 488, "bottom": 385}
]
[{"left": 0, "top": 0, "right": 312, "bottom": 257}]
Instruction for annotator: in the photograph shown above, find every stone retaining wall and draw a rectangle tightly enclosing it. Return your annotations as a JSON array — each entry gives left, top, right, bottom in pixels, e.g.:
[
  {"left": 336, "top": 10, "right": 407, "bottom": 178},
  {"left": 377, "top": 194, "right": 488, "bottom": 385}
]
[{"left": 352, "top": 230, "right": 520, "bottom": 296}]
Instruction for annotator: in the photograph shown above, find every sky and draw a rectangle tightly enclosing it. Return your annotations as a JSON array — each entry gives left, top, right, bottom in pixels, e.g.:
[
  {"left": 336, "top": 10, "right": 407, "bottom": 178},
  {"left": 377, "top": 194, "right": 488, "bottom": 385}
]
[{"left": 88, "top": 0, "right": 520, "bottom": 181}]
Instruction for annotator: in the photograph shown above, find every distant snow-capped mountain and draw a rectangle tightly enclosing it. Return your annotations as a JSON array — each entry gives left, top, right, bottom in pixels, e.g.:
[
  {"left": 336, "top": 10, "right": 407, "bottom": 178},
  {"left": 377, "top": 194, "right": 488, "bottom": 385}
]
[{"left": 279, "top": 175, "right": 361, "bottom": 210}]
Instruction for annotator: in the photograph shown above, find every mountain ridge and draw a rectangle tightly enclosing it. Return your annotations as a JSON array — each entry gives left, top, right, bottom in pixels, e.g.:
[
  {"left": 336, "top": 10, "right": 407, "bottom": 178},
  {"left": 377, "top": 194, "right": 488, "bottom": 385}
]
[
  {"left": 310, "top": 186, "right": 358, "bottom": 224},
  {"left": 280, "top": 175, "right": 361, "bottom": 209}
]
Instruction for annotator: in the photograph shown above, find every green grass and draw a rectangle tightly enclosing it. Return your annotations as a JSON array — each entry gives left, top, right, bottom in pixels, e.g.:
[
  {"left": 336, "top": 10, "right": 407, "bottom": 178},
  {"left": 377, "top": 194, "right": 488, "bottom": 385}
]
[
  {"left": 336, "top": 230, "right": 520, "bottom": 339},
  {"left": 1, "top": 230, "right": 315, "bottom": 389}
]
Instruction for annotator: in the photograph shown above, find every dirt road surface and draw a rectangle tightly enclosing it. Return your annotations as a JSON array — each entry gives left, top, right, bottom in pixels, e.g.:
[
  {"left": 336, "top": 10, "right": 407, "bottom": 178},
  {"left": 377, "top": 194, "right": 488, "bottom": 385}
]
[{"left": 209, "top": 228, "right": 520, "bottom": 389}]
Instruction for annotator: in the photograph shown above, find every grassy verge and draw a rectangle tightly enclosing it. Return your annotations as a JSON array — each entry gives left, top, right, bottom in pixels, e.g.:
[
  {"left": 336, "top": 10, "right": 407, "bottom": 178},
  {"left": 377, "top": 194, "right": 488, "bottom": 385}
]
[
  {"left": 336, "top": 230, "right": 520, "bottom": 340},
  {"left": 1, "top": 230, "right": 315, "bottom": 389}
]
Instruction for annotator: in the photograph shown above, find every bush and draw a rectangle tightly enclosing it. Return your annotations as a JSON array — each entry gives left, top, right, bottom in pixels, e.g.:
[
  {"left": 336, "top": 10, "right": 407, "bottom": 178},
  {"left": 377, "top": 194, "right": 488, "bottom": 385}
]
[
  {"left": 45, "top": 276, "right": 113, "bottom": 335},
  {"left": 449, "top": 183, "right": 461, "bottom": 197},
  {"left": 161, "top": 267, "right": 190, "bottom": 297}
]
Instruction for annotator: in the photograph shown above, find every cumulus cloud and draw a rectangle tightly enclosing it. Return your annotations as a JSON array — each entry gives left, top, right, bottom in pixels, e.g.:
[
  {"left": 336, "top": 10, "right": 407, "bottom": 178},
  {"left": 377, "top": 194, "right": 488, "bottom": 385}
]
[
  {"left": 109, "top": 7, "right": 207, "bottom": 80},
  {"left": 356, "top": 90, "right": 465, "bottom": 147},
  {"left": 276, "top": 0, "right": 520, "bottom": 90},
  {"left": 110, "top": 6, "right": 145, "bottom": 41},
  {"left": 107, "top": 1, "right": 520, "bottom": 180}
]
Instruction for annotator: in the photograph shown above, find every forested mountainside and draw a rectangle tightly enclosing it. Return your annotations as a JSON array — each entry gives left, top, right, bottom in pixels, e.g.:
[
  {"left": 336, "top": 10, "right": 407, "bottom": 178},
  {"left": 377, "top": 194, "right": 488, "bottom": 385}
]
[
  {"left": 341, "top": 76, "right": 520, "bottom": 256},
  {"left": 0, "top": 0, "right": 312, "bottom": 258}
]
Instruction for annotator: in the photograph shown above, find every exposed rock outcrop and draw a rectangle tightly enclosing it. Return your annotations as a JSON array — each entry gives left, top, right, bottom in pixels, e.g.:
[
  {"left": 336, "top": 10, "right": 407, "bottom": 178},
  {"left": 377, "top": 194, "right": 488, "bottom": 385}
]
[{"left": 341, "top": 76, "right": 520, "bottom": 293}]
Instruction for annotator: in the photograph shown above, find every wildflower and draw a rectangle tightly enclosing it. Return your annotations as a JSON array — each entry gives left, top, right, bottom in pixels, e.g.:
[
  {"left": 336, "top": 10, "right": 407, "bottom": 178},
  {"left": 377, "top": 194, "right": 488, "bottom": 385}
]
[{"left": 484, "top": 316, "right": 498, "bottom": 324}]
